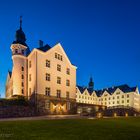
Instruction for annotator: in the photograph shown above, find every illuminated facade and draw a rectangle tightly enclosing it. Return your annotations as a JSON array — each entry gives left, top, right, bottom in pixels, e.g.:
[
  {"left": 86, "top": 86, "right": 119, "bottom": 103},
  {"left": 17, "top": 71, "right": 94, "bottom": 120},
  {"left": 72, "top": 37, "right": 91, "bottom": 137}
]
[
  {"left": 76, "top": 78, "right": 140, "bottom": 111},
  {"left": 5, "top": 19, "right": 77, "bottom": 114},
  {"left": 5, "top": 18, "right": 140, "bottom": 115}
]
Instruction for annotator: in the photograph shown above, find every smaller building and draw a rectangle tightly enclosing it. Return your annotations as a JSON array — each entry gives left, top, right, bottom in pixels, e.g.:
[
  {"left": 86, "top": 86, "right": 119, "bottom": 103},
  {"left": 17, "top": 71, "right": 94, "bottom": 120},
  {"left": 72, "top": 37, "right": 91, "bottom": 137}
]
[{"left": 76, "top": 78, "right": 140, "bottom": 112}]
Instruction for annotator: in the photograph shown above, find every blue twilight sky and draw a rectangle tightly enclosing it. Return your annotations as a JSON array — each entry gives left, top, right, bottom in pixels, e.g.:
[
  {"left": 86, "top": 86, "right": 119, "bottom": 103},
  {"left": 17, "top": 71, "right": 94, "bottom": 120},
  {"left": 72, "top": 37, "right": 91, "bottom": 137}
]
[{"left": 0, "top": 0, "right": 140, "bottom": 97}]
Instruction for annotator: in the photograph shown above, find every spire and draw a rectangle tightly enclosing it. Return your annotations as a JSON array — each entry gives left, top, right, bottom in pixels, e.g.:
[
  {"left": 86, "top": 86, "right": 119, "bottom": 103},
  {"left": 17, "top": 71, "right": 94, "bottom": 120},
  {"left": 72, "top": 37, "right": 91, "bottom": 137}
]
[
  {"left": 20, "top": 16, "right": 22, "bottom": 30},
  {"left": 88, "top": 76, "right": 94, "bottom": 90},
  {"left": 12, "top": 16, "right": 27, "bottom": 46}
]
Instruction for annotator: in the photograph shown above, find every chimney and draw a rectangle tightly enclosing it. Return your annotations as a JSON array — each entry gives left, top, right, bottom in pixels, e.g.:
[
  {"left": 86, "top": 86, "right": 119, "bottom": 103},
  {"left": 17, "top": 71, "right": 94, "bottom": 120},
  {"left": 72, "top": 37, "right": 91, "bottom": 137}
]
[{"left": 39, "top": 40, "right": 43, "bottom": 48}]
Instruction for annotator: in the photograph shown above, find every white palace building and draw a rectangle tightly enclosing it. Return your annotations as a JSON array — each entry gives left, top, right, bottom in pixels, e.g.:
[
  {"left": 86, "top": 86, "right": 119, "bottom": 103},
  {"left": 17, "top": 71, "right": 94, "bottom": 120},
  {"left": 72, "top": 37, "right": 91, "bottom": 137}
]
[
  {"left": 5, "top": 18, "right": 140, "bottom": 114},
  {"left": 76, "top": 78, "right": 140, "bottom": 112}
]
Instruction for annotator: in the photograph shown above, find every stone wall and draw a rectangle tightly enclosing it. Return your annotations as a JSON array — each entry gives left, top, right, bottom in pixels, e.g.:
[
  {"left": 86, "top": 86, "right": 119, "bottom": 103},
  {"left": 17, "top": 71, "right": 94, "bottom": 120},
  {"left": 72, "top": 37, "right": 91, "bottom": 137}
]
[{"left": 0, "top": 106, "right": 35, "bottom": 118}]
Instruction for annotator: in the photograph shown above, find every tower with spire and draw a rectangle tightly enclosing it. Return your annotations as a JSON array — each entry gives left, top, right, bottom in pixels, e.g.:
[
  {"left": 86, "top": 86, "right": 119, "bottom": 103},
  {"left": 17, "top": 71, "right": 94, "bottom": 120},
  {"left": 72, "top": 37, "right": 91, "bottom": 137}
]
[
  {"left": 88, "top": 76, "right": 94, "bottom": 90},
  {"left": 9, "top": 17, "right": 29, "bottom": 97}
]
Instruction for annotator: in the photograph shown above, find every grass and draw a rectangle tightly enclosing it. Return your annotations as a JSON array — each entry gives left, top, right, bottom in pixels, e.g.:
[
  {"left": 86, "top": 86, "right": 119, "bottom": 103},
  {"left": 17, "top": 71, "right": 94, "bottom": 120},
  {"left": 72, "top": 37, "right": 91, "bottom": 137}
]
[{"left": 0, "top": 117, "right": 140, "bottom": 140}]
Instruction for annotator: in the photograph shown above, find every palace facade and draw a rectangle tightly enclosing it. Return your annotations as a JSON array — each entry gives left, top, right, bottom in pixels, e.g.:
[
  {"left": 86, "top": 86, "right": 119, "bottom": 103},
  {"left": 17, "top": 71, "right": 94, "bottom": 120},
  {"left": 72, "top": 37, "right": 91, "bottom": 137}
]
[
  {"left": 76, "top": 78, "right": 140, "bottom": 111},
  {"left": 5, "top": 19, "right": 77, "bottom": 114},
  {"left": 5, "top": 19, "right": 140, "bottom": 115}
]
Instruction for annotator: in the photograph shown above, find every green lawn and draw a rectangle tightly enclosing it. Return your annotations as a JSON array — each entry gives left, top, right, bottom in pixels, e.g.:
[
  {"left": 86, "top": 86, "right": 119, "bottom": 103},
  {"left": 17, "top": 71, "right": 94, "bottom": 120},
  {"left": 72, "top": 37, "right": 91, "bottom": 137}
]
[{"left": 0, "top": 117, "right": 140, "bottom": 140}]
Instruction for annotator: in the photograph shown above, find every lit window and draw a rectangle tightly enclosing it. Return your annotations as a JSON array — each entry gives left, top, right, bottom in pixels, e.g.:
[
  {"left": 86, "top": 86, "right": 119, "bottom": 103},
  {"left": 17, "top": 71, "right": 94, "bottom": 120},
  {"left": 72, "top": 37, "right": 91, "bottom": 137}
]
[
  {"left": 66, "top": 68, "right": 70, "bottom": 75},
  {"left": 45, "top": 87, "right": 50, "bottom": 96},
  {"left": 66, "top": 91, "right": 69, "bottom": 99},
  {"left": 66, "top": 80, "right": 70, "bottom": 86},
  {"left": 29, "top": 61, "right": 31, "bottom": 68},
  {"left": 57, "top": 64, "right": 61, "bottom": 72},
  {"left": 46, "top": 60, "right": 50, "bottom": 68},
  {"left": 57, "top": 90, "right": 61, "bottom": 98},
  {"left": 57, "top": 77, "right": 61, "bottom": 84},
  {"left": 46, "top": 73, "right": 50, "bottom": 81}
]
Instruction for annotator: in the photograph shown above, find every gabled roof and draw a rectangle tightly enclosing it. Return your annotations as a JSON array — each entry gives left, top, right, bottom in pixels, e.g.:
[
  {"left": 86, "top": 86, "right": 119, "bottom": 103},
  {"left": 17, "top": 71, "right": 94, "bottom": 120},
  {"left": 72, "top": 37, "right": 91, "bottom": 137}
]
[
  {"left": 77, "top": 84, "right": 137, "bottom": 97},
  {"left": 77, "top": 86, "right": 86, "bottom": 93},
  {"left": 87, "top": 88, "right": 93, "bottom": 95}
]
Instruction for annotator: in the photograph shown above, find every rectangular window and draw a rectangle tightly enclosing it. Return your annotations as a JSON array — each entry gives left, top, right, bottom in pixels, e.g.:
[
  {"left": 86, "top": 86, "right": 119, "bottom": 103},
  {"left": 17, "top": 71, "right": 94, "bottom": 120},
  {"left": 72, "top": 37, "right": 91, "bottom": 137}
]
[
  {"left": 21, "top": 66, "right": 24, "bottom": 71},
  {"left": 127, "top": 100, "right": 129, "bottom": 103},
  {"left": 21, "top": 74, "right": 24, "bottom": 79},
  {"left": 45, "top": 87, "right": 50, "bottom": 96},
  {"left": 58, "top": 54, "right": 61, "bottom": 60},
  {"left": 66, "top": 68, "right": 70, "bottom": 75},
  {"left": 57, "top": 90, "right": 61, "bottom": 98},
  {"left": 66, "top": 80, "right": 70, "bottom": 86},
  {"left": 117, "top": 96, "right": 119, "bottom": 99},
  {"left": 122, "top": 95, "right": 124, "bottom": 98},
  {"left": 46, "top": 60, "right": 50, "bottom": 68},
  {"left": 66, "top": 91, "right": 69, "bottom": 99},
  {"left": 57, "top": 77, "right": 61, "bottom": 84},
  {"left": 29, "top": 74, "right": 31, "bottom": 81},
  {"left": 55, "top": 53, "right": 57, "bottom": 58},
  {"left": 122, "top": 100, "right": 124, "bottom": 103},
  {"left": 29, "top": 61, "right": 31, "bottom": 68},
  {"left": 116, "top": 92, "right": 120, "bottom": 95},
  {"left": 55, "top": 53, "right": 63, "bottom": 61},
  {"left": 60, "top": 55, "right": 63, "bottom": 61},
  {"left": 127, "top": 94, "right": 129, "bottom": 98},
  {"left": 21, "top": 82, "right": 24, "bottom": 87},
  {"left": 117, "top": 101, "right": 119, "bottom": 104},
  {"left": 57, "top": 64, "right": 61, "bottom": 72},
  {"left": 46, "top": 73, "right": 50, "bottom": 81},
  {"left": 21, "top": 89, "right": 24, "bottom": 94}
]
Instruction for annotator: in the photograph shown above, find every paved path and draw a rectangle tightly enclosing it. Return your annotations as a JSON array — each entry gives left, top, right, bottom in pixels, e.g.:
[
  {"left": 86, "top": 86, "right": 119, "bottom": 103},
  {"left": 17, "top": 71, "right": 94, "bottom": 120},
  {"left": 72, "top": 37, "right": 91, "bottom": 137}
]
[{"left": 0, "top": 115, "right": 87, "bottom": 121}]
